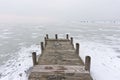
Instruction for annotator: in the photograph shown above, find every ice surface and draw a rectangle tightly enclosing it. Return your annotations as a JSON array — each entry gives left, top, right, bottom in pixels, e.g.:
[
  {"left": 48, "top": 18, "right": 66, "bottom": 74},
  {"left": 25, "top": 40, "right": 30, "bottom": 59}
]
[
  {"left": 0, "top": 45, "right": 41, "bottom": 80},
  {"left": 0, "top": 35, "right": 12, "bottom": 39},
  {"left": 0, "top": 24, "right": 120, "bottom": 80},
  {"left": 1, "top": 40, "right": 120, "bottom": 80},
  {"left": 74, "top": 40, "right": 120, "bottom": 80}
]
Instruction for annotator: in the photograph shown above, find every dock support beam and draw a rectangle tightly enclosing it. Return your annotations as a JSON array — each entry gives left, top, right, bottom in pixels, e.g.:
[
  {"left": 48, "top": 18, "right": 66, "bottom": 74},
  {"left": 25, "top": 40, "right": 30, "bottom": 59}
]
[
  {"left": 55, "top": 34, "right": 58, "bottom": 39},
  {"left": 66, "top": 34, "right": 69, "bottom": 39},
  {"left": 32, "top": 52, "right": 37, "bottom": 66},
  {"left": 85, "top": 56, "right": 91, "bottom": 71},
  {"left": 70, "top": 37, "right": 73, "bottom": 44},
  {"left": 76, "top": 43, "right": 79, "bottom": 55},
  {"left": 41, "top": 42, "right": 44, "bottom": 53}
]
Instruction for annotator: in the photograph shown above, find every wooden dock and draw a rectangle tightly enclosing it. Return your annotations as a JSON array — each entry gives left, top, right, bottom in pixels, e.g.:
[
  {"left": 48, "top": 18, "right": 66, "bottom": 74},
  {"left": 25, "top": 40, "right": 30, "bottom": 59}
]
[{"left": 28, "top": 34, "right": 92, "bottom": 80}]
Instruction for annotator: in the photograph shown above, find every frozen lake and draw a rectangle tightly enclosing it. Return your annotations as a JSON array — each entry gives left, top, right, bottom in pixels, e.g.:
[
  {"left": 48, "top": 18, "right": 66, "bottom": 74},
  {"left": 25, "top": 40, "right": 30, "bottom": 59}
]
[{"left": 0, "top": 23, "right": 120, "bottom": 80}]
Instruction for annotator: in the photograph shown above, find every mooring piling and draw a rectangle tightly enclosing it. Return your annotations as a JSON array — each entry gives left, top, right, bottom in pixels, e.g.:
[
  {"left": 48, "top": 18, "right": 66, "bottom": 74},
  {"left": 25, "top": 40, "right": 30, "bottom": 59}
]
[
  {"left": 32, "top": 52, "right": 37, "bottom": 66},
  {"left": 44, "top": 37, "right": 47, "bottom": 46},
  {"left": 70, "top": 37, "right": 73, "bottom": 44},
  {"left": 85, "top": 56, "right": 91, "bottom": 71},
  {"left": 46, "top": 34, "right": 49, "bottom": 39},
  {"left": 66, "top": 34, "right": 69, "bottom": 39},
  {"left": 41, "top": 42, "right": 44, "bottom": 53},
  {"left": 55, "top": 34, "right": 58, "bottom": 39},
  {"left": 76, "top": 43, "right": 79, "bottom": 55}
]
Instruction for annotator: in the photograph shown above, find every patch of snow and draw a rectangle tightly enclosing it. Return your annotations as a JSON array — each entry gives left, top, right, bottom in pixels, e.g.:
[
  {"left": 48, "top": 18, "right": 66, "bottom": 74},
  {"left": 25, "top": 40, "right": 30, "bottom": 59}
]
[
  {"left": 74, "top": 40, "right": 120, "bottom": 80},
  {"left": 0, "top": 45, "right": 41, "bottom": 80}
]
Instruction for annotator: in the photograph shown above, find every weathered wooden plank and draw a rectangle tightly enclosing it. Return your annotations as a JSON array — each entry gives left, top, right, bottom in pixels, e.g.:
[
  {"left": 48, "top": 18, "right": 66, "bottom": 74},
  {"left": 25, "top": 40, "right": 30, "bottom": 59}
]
[{"left": 29, "top": 65, "right": 92, "bottom": 80}]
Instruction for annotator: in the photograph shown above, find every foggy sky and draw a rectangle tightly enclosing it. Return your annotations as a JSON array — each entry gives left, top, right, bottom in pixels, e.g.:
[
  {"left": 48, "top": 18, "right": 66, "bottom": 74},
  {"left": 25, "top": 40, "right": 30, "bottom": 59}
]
[{"left": 0, "top": 0, "right": 120, "bottom": 23}]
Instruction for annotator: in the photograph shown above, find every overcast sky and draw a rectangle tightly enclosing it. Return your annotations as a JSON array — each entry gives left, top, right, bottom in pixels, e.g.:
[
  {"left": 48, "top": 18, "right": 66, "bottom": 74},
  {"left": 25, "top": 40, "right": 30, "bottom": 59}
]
[{"left": 0, "top": 0, "right": 120, "bottom": 23}]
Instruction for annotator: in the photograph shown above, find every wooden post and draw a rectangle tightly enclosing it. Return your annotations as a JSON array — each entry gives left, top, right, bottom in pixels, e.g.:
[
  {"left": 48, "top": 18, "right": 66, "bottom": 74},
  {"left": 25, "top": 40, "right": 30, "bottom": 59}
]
[
  {"left": 55, "top": 34, "right": 58, "bottom": 39},
  {"left": 46, "top": 34, "right": 48, "bottom": 39},
  {"left": 41, "top": 42, "right": 44, "bottom": 53},
  {"left": 85, "top": 56, "right": 91, "bottom": 71},
  {"left": 44, "top": 37, "right": 47, "bottom": 46},
  {"left": 32, "top": 52, "right": 37, "bottom": 66},
  {"left": 70, "top": 37, "right": 73, "bottom": 44},
  {"left": 66, "top": 34, "right": 69, "bottom": 39},
  {"left": 76, "top": 43, "right": 79, "bottom": 55}
]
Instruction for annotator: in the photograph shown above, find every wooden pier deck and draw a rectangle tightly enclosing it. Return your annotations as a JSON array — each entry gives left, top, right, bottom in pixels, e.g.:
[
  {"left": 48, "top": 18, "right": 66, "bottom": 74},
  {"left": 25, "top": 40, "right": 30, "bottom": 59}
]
[{"left": 29, "top": 34, "right": 92, "bottom": 80}]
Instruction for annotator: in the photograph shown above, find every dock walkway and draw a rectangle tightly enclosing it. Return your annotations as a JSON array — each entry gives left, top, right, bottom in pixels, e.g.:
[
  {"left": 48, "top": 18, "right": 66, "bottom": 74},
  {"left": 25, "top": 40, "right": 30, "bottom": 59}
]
[{"left": 29, "top": 34, "right": 92, "bottom": 80}]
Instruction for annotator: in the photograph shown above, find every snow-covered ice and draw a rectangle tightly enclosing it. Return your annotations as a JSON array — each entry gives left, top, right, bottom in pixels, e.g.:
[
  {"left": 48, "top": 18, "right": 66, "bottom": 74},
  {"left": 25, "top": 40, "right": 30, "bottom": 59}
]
[
  {"left": 74, "top": 40, "right": 120, "bottom": 80},
  {"left": 1, "top": 40, "right": 120, "bottom": 80},
  {"left": 0, "top": 24, "right": 120, "bottom": 80},
  {"left": 0, "top": 45, "right": 41, "bottom": 80}
]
